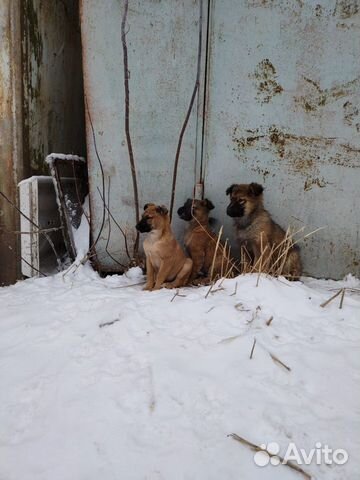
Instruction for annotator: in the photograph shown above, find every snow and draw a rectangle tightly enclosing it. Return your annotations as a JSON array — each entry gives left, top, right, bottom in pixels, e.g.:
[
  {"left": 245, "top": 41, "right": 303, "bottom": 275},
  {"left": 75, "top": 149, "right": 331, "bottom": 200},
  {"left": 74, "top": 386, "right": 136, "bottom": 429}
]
[
  {"left": 0, "top": 242, "right": 359, "bottom": 479},
  {"left": 45, "top": 153, "right": 86, "bottom": 165},
  {"left": 72, "top": 196, "right": 90, "bottom": 260},
  {"left": 17, "top": 175, "right": 53, "bottom": 187}
]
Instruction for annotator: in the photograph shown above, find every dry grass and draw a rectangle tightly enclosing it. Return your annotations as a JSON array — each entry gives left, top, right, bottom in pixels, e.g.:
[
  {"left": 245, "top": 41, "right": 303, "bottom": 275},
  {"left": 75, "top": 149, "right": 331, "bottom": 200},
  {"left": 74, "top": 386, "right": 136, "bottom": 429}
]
[
  {"left": 239, "top": 226, "right": 324, "bottom": 280},
  {"left": 195, "top": 221, "right": 315, "bottom": 291}
]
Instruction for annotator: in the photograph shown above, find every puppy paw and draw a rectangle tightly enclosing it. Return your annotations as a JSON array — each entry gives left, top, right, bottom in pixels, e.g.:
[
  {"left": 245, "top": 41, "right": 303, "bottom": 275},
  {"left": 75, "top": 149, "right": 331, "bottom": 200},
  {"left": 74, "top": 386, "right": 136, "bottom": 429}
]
[{"left": 143, "top": 284, "right": 154, "bottom": 291}]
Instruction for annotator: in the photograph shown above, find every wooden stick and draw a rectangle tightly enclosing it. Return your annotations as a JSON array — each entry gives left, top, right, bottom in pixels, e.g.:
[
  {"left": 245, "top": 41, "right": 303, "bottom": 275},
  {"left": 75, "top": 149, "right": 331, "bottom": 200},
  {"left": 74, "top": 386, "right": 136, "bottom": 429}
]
[
  {"left": 210, "top": 287, "right": 224, "bottom": 294},
  {"left": 270, "top": 352, "right": 291, "bottom": 372},
  {"left": 266, "top": 316, "right": 274, "bottom": 326},
  {"left": 320, "top": 288, "right": 343, "bottom": 308},
  {"left": 170, "top": 289, "right": 186, "bottom": 302},
  {"left": 205, "top": 280, "right": 216, "bottom": 299},
  {"left": 339, "top": 288, "right": 345, "bottom": 309},
  {"left": 110, "top": 281, "right": 146, "bottom": 289},
  {"left": 249, "top": 338, "right": 256, "bottom": 359},
  {"left": 230, "top": 282, "right": 238, "bottom": 296},
  {"left": 99, "top": 318, "right": 121, "bottom": 328},
  {"left": 210, "top": 226, "right": 223, "bottom": 281},
  {"left": 229, "top": 433, "right": 312, "bottom": 480}
]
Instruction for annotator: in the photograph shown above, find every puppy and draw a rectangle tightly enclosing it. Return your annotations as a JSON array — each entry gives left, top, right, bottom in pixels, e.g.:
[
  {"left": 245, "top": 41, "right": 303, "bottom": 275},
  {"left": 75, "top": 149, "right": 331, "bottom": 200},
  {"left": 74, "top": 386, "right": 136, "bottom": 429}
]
[
  {"left": 177, "top": 198, "right": 227, "bottom": 283},
  {"left": 226, "top": 183, "right": 302, "bottom": 280},
  {"left": 136, "top": 203, "right": 192, "bottom": 290}
]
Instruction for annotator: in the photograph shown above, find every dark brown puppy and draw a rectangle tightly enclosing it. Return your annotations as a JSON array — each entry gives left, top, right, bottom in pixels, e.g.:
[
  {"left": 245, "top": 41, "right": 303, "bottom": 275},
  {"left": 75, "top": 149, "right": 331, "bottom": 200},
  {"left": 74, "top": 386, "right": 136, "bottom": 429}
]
[
  {"left": 136, "top": 203, "right": 192, "bottom": 290},
  {"left": 177, "top": 199, "right": 225, "bottom": 283},
  {"left": 226, "top": 183, "right": 302, "bottom": 280}
]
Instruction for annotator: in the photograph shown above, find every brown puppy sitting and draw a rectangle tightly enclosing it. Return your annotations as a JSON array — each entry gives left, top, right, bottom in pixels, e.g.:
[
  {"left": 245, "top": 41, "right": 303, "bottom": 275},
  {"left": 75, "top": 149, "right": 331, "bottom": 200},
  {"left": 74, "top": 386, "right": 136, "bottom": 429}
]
[
  {"left": 177, "top": 198, "right": 225, "bottom": 283},
  {"left": 226, "top": 183, "right": 302, "bottom": 280},
  {"left": 136, "top": 203, "right": 192, "bottom": 290}
]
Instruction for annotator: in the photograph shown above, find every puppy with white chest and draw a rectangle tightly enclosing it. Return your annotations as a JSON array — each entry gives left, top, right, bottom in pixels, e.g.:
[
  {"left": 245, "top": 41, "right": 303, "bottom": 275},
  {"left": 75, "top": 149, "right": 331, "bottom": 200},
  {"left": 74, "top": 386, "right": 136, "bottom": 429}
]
[{"left": 136, "top": 203, "right": 193, "bottom": 291}]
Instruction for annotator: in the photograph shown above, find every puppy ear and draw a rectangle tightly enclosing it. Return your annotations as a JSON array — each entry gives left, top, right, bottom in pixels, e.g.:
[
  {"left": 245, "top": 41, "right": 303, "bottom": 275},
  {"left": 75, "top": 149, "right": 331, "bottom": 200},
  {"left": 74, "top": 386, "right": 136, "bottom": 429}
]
[
  {"left": 226, "top": 184, "right": 236, "bottom": 196},
  {"left": 203, "top": 199, "right": 215, "bottom": 210},
  {"left": 156, "top": 205, "right": 168, "bottom": 215},
  {"left": 248, "top": 182, "right": 264, "bottom": 196},
  {"left": 143, "top": 203, "right": 154, "bottom": 210}
]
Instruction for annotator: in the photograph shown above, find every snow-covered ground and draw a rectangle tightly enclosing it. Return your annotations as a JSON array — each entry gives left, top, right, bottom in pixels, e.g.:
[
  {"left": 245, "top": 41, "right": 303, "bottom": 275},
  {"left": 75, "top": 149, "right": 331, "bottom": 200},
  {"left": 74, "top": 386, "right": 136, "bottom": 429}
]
[
  {"left": 1, "top": 259, "right": 359, "bottom": 480},
  {"left": 1, "top": 203, "right": 360, "bottom": 480}
]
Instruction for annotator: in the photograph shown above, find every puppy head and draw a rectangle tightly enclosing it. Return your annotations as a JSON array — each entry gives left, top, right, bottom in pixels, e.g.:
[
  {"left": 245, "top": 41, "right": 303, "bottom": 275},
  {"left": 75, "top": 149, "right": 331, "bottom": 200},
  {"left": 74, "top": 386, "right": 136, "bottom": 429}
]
[
  {"left": 177, "top": 198, "right": 215, "bottom": 223},
  {"left": 136, "top": 203, "right": 169, "bottom": 232},
  {"left": 226, "top": 183, "right": 264, "bottom": 218}
]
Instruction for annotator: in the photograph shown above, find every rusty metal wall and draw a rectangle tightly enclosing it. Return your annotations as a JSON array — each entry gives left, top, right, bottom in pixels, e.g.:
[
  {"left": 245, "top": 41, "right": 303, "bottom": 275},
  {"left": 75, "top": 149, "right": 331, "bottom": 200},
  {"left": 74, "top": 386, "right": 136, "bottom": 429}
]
[
  {"left": 81, "top": 0, "right": 206, "bottom": 270},
  {"left": 81, "top": 0, "right": 359, "bottom": 279},
  {"left": 0, "top": 0, "right": 86, "bottom": 286},
  {"left": 0, "top": 0, "right": 25, "bottom": 286},
  {"left": 203, "top": 0, "right": 360, "bottom": 279},
  {"left": 22, "top": 0, "right": 86, "bottom": 174}
]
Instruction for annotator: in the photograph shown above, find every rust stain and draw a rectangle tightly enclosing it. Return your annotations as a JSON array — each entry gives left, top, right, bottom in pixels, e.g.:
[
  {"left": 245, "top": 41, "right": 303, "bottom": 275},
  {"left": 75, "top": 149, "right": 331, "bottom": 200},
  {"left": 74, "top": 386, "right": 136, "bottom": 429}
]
[
  {"left": 334, "top": 0, "right": 359, "bottom": 19},
  {"left": 343, "top": 101, "right": 360, "bottom": 131},
  {"left": 296, "top": 75, "right": 360, "bottom": 112},
  {"left": 250, "top": 59, "right": 283, "bottom": 104},
  {"left": 232, "top": 125, "right": 360, "bottom": 174},
  {"left": 250, "top": 166, "right": 273, "bottom": 181},
  {"left": 315, "top": 4, "right": 323, "bottom": 16},
  {"left": 344, "top": 244, "right": 360, "bottom": 270},
  {"left": 304, "top": 177, "right": 330, "bottom": 191},
  {"left": 246, "top": 0, "right": 303, "bottom": 8}
]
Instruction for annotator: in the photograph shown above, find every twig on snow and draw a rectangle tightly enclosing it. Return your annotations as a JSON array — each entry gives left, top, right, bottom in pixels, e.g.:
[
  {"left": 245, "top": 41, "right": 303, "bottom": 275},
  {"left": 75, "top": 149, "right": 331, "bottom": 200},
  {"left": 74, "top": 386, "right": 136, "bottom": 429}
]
[
  {"left": 99, "top": 318, "right": 121, "bottom": 328},
  {"left": 269, "top": 352, "right": 291, "bottom": 372},
  {"left": 228, "top": 433, "right": 311, "bottom": 479},
  {"left": 339, "top": 288, "right": 345, "bottom": 309},
  {"left": 249, "top": 338, "right": 257, "bottom": 359},
  {"left": 320, "top": 288, "right": 343, "bottom": 308},
  {"left": 229, "top": 282, "right": 238, "bottom": 296},
  {"left": 170, "top": 289, "right": 187, "bottom": 302}
]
